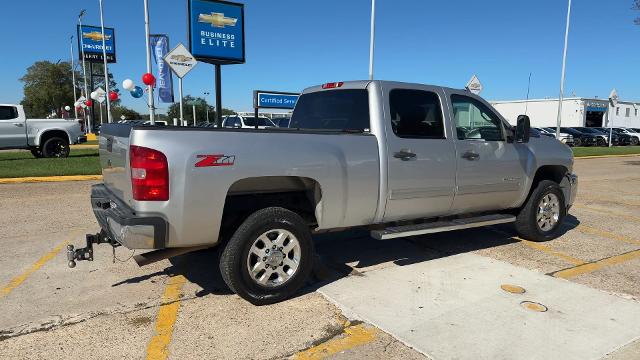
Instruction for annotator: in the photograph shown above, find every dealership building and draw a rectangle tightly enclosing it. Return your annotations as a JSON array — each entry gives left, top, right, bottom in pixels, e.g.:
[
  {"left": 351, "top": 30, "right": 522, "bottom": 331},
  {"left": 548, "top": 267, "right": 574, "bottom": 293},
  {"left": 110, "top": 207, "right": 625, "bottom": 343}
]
[{"left": 491, "top": 98, "right": 640, "bottom": 128}]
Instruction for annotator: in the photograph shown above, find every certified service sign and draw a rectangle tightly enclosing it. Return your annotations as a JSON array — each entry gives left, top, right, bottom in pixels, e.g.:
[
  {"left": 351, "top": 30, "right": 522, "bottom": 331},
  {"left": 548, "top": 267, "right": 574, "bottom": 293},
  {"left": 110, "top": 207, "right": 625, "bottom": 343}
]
[{"left": 188, "top": 0, "right": 245, "bottom": 64}]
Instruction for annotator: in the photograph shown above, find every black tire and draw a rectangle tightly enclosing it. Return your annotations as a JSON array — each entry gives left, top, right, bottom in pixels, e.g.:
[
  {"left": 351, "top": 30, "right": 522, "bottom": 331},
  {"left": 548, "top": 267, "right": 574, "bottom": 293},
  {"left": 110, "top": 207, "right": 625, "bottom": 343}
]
[
  {"left": 42, "top": 137, "right": 70, "bottom": 158},
  {"left": 596, "top": 138, "right": 606, "bottom": 147},
  {"left": 631, "top": 137, "right": 639, "bottom": 146},
  {"left": 30, "top": 148, "right": 44, "bottom": 158},
  {"left": 515, "top": 180, "right": 566, "bottom": 242},
  {"left": 573, "top": 138, "right": 582, "bottom": 147},
  {"left": 219, "top": 207, "right": 314, "bottom": 305}
]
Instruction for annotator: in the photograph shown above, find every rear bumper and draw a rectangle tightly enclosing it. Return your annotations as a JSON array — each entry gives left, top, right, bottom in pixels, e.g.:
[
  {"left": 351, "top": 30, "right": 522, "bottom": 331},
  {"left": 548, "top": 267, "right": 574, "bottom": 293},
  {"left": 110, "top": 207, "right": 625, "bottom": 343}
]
[{"left": 91, "top": 184, "right": 167, "bottom": 249}]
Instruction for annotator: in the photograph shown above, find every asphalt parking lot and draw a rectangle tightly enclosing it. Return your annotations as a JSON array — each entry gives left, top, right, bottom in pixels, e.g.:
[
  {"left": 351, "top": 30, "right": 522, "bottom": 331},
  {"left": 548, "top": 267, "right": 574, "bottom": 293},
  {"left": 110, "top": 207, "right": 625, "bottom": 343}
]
[{"left": 1, "top": 155, "right": 639, "bottom": 359}]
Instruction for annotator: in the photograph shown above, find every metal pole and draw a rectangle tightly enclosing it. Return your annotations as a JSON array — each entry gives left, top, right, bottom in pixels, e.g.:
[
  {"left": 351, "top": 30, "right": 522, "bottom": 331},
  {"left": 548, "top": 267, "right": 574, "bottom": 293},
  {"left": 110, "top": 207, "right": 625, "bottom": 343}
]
[
  {"left": 178, "top": 77, "right": 184, "bottom": 126},
  {"left": 215, "top": 64, "right": 222, "bottom": 127},
  {"left": 607, "top": 107, "right": 613, "bottom": 147},
  {"left": 79, "top": 11, "right": 92, "bottom": 132},
  {"left": 555, "top": 0, "right": 572, "bottom": 139},
  {"left": 144, "top": 0, "right": 155, "bottom": 124},
  {"left": 368, "top": 0, "right": 376, "bottom": 80},
  {"left": 99, "top": 102, "right": 104, "bottom": 125},
  {"left": 70, "top": 36, "right": 78, "bottom": 119},
  {"left": 204, "top": 92, "right": 210, "bottom": 123},
  {"left": 98, "top": 0, "right": 112, "bottom": 123},
  {"left": 192, "top": 104, "right": 197, "bottom": 127}
]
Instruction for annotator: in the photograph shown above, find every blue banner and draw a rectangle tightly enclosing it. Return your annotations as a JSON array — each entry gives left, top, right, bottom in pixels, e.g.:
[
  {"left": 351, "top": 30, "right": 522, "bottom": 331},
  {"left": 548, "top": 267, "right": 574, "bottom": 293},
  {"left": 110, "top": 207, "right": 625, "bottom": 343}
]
[
  {"left": 77, "top": 25, "right": 116, "bottom": 63},
  {"left": 150, "top": 35, "right": 175, "bottom": 103},
  {"left": 188, "top": 0, "right": 245, "bottom": 64},
  {"left": 256, "top": 92, "right": 299, "bottom": 109}
]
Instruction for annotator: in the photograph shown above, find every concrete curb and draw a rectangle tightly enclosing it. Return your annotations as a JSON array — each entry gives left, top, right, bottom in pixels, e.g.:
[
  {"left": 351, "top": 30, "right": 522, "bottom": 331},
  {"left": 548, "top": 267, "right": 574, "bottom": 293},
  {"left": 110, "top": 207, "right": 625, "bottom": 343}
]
[
  {"left": 0, "top": 175, "right": 102, "bottom": 184},
  {"left": 575, "top": 153, "right": 640, "bottom": 160},
  {"left": 71, "top": 145, "right": 98, "bottom": 149}
]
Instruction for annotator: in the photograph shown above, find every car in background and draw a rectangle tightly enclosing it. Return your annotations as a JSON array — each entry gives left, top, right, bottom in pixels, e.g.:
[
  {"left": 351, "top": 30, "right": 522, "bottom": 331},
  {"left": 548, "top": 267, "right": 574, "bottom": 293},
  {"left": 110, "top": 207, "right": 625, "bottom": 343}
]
[
  {"left": 572, "top": 127, "right": 609, "bottom": 146},
  {"left": 613, "top": 128, "right": 640, "bottom": 146},
  {"left": 594, "top": 128, "right": 633, "bottom": 146},
  {"left": 274, "top": 117, "right": 291, "bottom": 128},
  {"left": 559, "top": 127, "right": 598, "bottom": 147},
  {"left": 538, "top": 127, "right": 574, "bottom": 146},
  {"left": 222, "top": 115, "right": 276, "bottom": 129}
]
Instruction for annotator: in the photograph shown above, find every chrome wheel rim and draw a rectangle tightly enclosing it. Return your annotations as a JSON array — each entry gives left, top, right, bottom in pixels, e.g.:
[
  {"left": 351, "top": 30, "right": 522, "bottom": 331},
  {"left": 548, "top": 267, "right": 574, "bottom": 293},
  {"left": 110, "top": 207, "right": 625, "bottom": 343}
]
[
  {"left": 246, "top": 229, "right": 301, "bottom": 288},
  {"left": 536, "top": 193, "right": 560, "bottom": 232}
]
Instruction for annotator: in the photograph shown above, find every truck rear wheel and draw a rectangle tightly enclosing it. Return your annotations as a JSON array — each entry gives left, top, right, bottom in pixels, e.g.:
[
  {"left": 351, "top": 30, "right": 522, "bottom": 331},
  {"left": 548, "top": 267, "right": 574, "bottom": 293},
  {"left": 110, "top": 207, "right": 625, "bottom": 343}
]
[
  {"left": 42, "top": 137, "right": 70, "bottom": 158},
  {"left": 515, "top": 180, "right": 566, "bottom": 242},
  {"left": 219, "top": 207, "right": 314, "bottom": 305}
]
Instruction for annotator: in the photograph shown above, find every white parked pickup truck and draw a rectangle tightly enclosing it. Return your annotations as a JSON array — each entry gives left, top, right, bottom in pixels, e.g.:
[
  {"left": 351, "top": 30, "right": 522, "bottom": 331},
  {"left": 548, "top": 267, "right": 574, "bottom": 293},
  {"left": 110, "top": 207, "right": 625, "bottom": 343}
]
[
  {"left": 0, "top": 104, "right": 86, "bottom": 157},
  {"left": 68, "top": 81, "right": 578, "bottom": 305}
]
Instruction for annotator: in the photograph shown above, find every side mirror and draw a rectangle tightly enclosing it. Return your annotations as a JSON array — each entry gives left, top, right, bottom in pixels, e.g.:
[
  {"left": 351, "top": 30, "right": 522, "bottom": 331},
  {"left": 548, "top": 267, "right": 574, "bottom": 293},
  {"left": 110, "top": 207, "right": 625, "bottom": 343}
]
[{"left": 516, "top": 115, "right": 531, "bottom": 143}]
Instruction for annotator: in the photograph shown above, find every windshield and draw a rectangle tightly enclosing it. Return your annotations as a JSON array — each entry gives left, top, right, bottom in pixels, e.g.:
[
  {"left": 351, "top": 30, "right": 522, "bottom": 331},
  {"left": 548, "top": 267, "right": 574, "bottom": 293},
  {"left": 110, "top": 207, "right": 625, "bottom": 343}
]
[
  {"left": 244, "top": 117, "right": 275, "bottom": 127},
  {"left": 290, "top": 90, "right": 370, "bottom": 131}
]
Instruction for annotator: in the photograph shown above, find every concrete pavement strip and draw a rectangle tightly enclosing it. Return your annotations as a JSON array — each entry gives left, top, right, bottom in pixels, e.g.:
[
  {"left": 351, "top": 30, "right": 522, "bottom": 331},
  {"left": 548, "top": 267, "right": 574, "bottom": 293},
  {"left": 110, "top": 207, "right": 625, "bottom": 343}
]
[
  {"left": 318, "top": 252, "right": 640, "bottom": 360},
  {"left": 0, "top": 175, "right": 102, "bottom": 184}
]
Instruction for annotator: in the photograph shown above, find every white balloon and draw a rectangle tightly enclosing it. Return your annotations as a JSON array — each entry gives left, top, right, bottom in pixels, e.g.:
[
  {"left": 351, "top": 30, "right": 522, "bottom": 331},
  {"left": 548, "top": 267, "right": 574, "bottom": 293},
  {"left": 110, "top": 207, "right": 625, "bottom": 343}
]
[
  {"left": 90, "top": 91, "right": 98, "bottom": 100},
  {"left": 64, "top": 106, "right": 71, "bottom": 111},
  {"left": 122, "top": 79, "right": 135, "bottom": 91}
]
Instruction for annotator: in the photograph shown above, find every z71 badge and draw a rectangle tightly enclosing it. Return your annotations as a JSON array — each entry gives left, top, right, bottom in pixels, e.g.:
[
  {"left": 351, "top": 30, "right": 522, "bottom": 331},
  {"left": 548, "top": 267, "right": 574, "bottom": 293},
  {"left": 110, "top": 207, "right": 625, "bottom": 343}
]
[{"left": 195, "top": 154, "right": 235, "bottom": 167}]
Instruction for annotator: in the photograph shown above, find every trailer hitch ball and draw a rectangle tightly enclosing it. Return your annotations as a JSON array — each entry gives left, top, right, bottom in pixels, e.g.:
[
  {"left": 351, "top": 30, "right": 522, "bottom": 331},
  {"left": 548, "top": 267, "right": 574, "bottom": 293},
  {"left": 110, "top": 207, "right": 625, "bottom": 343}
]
[{"left": 67, "top": 244, "right": 77, "bottom": 268}]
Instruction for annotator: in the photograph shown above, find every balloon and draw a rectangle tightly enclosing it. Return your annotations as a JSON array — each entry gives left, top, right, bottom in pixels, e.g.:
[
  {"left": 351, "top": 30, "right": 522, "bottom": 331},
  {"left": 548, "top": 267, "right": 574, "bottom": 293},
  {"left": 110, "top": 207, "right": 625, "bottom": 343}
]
[
  {"left": 90, "top": 91, "right": 98, "bottom": 100},
  {"left": 109, "top": 91, "right": 119, "bottom": 101},
  {"left": 122, "top": 79, "right": 135, "bottom": 91},
  {"left": 64, "top": 106, "right": 71, "bottom": 111},
  {"left": 131, "top": 86, "right": 144, "bottom": 99},
  {"left": 85, "top": 100, "right": 93, "bottom": 107},
  {"left": 142, "top": 73, "right": 156, "bottom": 86}
]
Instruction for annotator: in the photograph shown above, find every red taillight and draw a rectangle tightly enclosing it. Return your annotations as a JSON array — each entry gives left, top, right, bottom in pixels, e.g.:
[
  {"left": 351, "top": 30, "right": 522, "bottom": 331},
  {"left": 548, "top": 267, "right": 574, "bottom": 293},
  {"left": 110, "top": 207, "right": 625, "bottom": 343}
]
[
  {"left": 322, "top": 82, "right": 344, "bottom": 89},
  {"left": 130, "top": 145, "right": 169, "bottom": 201}
]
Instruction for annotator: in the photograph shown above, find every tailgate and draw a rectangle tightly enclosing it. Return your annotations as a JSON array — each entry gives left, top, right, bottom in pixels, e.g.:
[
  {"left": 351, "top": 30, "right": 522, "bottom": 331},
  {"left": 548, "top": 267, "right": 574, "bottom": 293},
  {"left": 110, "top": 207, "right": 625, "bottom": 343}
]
[{"left": 99, "top": 123, "right": 133, "bottom": 203}]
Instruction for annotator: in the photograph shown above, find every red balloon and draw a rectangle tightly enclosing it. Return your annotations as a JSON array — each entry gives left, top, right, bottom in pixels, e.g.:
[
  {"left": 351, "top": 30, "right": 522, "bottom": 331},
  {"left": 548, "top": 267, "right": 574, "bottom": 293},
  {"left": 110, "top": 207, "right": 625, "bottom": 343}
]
[
  {"left": 109, "top": 91, "right": 119, "bottom": 101},
  {"left": 142, "top": 73, "right": 156, "bottom": 86},
  {"left": 85, "top": 100, "right": 93, "bottom": 107}
]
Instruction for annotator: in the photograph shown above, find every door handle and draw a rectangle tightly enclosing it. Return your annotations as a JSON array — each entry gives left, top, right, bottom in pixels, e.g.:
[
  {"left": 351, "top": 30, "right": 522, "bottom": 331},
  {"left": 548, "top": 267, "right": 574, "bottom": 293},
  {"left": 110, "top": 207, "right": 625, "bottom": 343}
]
[
  {"left": 13, "top": 123, "right": 24, "bottom": 127},
  {"left": 394, "top": 149, "right": 416, "bottom": 161},
  {"left": 461, "top": 151, "right": 480, "bottom": 161}
]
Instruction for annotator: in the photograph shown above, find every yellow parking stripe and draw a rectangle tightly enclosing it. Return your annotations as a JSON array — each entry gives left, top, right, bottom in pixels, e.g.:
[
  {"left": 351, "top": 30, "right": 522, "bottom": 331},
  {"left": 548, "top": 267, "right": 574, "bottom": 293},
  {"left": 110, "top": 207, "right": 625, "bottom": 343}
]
[
  {"left": 0, "top": 234, "right": 76, "bottom": 299},
  {"left": 293, "top": 324, "right": 378, "bottom": 360},
  {"left": 553, "top": 250, "right": 640, "bottom": 279},
  {"left": 574, "top": 224, "right": 640, "bottom": 247},
  {"left": 145, "top": 275, "right": 186, "bottom": 360},
  {"left": 0, "top": 175, "right": 102, "bottom": 184},
  {"left": 573, "top": 204, "right": 640, "bottom": 223}
]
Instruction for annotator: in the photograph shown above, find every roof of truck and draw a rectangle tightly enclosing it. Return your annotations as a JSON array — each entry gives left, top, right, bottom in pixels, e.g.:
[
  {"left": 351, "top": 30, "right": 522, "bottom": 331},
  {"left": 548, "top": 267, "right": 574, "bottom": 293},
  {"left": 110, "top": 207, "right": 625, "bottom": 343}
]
[{"left": 302, "top": 80, "right": 465, "bottom": 94}]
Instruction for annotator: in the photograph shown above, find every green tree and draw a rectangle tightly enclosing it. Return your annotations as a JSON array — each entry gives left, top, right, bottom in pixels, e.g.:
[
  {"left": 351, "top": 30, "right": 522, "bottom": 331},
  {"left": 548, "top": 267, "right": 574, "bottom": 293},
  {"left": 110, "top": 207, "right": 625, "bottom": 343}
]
[
  {"left": 20, "top": 61, "right": 80, "bottom": 118},
  {"left": 166, "top": 96, "right": 235, "bottom": 125},
  {"left": 111, "top": 106, "right": 142, "bottom": 121},
  {"left": 88, "top": 65, "right": 120, "bottom": 106}
]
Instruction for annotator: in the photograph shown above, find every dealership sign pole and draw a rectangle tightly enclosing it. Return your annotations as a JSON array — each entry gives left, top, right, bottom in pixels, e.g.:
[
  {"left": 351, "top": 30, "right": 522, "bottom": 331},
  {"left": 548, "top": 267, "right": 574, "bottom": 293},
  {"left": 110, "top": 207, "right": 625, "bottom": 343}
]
[
  {"left": 144, "top": 0, "right": 156, "bottom": 124},
  {"left": 608, "top": 88, "right": 618, "bottom": 147},
  {"left": 369, "top": 0, "right": 376, "bottom": 80},
  {"left": 164, "top": 43, "right": 198, "bottom": 126},
  {"left": 188, "top": 0, "right": 245, "bottom": 128},
  {"left": 78, "top": 10, "right": 92, "bottom": 132},
  {"left": 70, "top": 36, "right": 79, "bottom": 119},
  {"left": 555, "top": 0, "right": 572, "bottom": 140},
  {"left": 98, "top": 0, "right": 112, "bottom": 123}
]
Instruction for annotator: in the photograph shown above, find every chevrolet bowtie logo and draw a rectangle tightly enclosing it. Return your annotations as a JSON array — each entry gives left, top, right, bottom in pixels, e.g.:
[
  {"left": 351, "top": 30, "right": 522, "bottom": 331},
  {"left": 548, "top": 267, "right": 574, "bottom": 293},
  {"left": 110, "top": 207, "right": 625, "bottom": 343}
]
[
  {"left": 83, "top": 31, "right": 111, "bottom": 42},
  {"left": 198, "top": 12, "right": 237, "bottom": 28},
  {"left": 170, "top": 54, "right": 193, "bottom": 62}
]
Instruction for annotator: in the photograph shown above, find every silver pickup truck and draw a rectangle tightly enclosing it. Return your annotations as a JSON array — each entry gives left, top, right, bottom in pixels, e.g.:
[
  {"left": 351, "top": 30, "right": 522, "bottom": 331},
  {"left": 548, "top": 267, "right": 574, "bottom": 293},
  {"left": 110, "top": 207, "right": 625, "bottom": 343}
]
[
  {"left": 0, "top": 104, "right": 86, "bottom": 157},
  {"left": 69, "top": 81, "right": 577, "bottom": 305}
]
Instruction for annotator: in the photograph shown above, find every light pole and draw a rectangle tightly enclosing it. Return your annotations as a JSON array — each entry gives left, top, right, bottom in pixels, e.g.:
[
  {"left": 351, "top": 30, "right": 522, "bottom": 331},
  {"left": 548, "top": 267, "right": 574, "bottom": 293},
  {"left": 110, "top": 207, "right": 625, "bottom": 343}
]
[
  {"left": 78, "top": 10, "right": 92, "bottom": 132},
  {"left": 204, "top": 91, "right": 210, "bottom": 123},
  {"left": 555, "top": 0, "right": 572, "bottom": 139},
  {"left": 144, "top": 0, "right": 156, "bottom": 124},
  {"left": 369, "top": 0, "right": 376, "bottom": 80},
  {"left": 98, "top": 0, "right": 112, "bottom": 122},
  {"left": 70, "top": 36, "right": 78, "bottom": 119}
]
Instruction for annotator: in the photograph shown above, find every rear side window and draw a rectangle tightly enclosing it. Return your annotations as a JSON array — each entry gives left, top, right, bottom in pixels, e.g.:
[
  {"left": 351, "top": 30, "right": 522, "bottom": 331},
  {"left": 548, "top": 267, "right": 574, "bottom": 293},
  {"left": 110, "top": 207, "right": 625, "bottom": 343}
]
[
  {"left": 0, "top": 106, "right": 17, "bottom": 120},
  {"left": 389, "top": 89, "right": 445, "bottom": 139},
  {"left": 290, "top": 90, "right": 369, "bottom": 131}
]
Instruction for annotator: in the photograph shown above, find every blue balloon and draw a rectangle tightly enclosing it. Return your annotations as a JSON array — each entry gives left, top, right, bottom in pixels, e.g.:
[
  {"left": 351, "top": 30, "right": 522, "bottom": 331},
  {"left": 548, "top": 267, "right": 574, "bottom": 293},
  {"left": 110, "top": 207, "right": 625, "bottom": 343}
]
[{"left": 131, "top": 86, "right": 144, "bottom": 98}]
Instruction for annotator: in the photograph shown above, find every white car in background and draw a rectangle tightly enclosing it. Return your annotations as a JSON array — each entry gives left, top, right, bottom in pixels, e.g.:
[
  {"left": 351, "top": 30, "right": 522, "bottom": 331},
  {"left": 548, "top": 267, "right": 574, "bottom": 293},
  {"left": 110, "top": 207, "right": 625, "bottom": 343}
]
[
  {"left": 615, "top": 128, "right": 640, "bottom": 145},
  {"left": 222, "top": 115, "right": 276, "bottom": 129},
  {"left": 537, "top": 127, "right": 574, "bottom": 146}
]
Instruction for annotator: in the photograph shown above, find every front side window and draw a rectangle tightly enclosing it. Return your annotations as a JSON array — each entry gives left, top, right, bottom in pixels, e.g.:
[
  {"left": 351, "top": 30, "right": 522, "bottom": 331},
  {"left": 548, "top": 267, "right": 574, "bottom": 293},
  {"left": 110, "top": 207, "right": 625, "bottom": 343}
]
[
  {"left": 451, "top": 95, "right": 504, "bottom": 141},
  {"left": 290, "top": 90, "right": 369, "bottom": 131},
  {"left": 389, "top": 89, "right": 445, "bottom": 139},
  {"left": 0, "top": 106, "right": 17, "bottom": 120}
]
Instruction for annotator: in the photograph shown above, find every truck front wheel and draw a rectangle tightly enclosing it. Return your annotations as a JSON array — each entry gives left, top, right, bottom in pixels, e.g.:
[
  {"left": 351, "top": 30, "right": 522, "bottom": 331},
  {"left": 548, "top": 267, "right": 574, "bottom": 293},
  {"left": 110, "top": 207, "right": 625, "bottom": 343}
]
[
  {"left": 42, "top": 137, "right": 70, "bottom": 158},
  {"left": 30, "top": 148, "right": 44, "bottom": 158},
  {"left": 515, "top": 180, "right": 566, "bottom": 242},
  {"left": 219, "top": 207, "right": 314, "bottom": 305}
]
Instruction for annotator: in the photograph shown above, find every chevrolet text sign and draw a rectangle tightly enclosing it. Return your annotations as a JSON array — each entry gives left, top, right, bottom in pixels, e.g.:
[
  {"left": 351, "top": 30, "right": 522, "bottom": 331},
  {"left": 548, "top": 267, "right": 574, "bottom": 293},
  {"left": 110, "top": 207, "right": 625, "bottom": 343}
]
[
  {"left": 188, "top": 0, "right": 245, "bottom": 64},
  {"left": 77, "top": 25, "right": 116, "bottom": 63}
]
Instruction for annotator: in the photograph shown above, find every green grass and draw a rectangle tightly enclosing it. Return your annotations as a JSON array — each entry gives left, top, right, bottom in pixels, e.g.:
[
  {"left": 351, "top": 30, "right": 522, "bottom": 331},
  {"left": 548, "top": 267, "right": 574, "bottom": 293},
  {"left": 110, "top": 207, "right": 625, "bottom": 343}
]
[
  {"left": 572, "top": 146, "right": 640, "bottom": 158},
  {"left": 0, "top": 149, "right": 101, "bottom": 178},
  {"left": 84, "top": 140, "right": 99, "bottom": 146}
]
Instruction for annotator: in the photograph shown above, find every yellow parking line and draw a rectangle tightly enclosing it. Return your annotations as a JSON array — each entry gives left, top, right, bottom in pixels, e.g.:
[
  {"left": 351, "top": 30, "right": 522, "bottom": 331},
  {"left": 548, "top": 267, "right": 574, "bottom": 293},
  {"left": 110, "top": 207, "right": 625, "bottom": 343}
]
[
  {"left": 0, "top": 233, "right": 76, "bottom": 299},
  {"left": 0, "top": 175, "right": 102, "bottom": 184},
  {"left": 145, "top": 275, "right": 187, "bottom": 360},
  {"left": 573, "top": 204, "right": 640, "bottom": 223},
  {"left": 574, "top": 224, "right": 640, "bottom": 247},
  {"left": 577, "top": 197, "right": 640, "bottom": 207},
  {"left": 293, "top": 324, "right": 378, "bottom": 360},
  {"left": 553, "top": 249, "right": 640, "bottom": 279},
  {"left": 575, "top": 154, "right": 640, "bottom": 160}
]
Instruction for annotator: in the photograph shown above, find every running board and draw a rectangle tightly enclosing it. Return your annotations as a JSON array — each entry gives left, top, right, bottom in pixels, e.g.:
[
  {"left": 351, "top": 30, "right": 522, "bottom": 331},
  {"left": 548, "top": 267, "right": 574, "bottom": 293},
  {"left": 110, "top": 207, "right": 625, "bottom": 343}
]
[{"left": 370, "top": 214, "right": 516, "bottom": 240}]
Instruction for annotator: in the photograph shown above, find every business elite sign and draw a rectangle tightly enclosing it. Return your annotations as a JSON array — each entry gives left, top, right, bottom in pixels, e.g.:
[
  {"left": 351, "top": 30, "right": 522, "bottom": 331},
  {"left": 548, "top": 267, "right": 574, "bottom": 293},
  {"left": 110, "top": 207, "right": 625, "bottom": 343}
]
[
  {"left": 188, "top": 0, "right": 245, "bottom": 64},
  {"left": 77, "top": 25, "right": 116, "bottom": 63}
]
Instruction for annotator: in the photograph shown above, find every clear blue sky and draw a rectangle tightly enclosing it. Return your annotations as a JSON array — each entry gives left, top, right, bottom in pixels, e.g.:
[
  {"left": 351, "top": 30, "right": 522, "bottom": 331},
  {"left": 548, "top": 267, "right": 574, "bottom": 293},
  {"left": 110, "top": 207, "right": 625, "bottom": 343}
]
[{"left": 0, "top": 0, "right": 638, "bottom": 113}]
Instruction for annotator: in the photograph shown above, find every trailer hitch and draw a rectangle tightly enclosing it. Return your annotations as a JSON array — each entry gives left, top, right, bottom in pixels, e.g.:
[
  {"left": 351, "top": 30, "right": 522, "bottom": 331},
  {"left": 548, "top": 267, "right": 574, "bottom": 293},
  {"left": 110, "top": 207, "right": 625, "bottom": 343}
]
[{"left": 67, "top": 231, "right": 119, "bottom": 268}]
